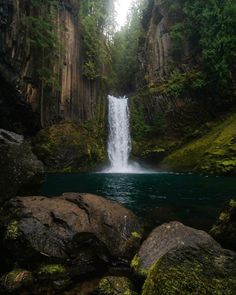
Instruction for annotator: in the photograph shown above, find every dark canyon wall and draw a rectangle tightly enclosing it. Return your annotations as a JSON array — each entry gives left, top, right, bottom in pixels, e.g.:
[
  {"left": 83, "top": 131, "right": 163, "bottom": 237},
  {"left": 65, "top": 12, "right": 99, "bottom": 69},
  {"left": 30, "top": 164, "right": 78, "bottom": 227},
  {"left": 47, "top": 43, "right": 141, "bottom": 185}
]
[{"left": 0, "top": 0, "right": 106, "bottom": 134}]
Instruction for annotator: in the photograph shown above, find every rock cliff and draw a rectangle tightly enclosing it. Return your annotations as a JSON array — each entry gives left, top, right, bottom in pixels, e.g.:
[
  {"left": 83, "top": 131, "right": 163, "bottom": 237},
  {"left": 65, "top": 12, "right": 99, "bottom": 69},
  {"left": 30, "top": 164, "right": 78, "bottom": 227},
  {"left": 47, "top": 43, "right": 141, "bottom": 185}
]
[{"left": 0, "top": 0, "right": 106, "bottom": 133}]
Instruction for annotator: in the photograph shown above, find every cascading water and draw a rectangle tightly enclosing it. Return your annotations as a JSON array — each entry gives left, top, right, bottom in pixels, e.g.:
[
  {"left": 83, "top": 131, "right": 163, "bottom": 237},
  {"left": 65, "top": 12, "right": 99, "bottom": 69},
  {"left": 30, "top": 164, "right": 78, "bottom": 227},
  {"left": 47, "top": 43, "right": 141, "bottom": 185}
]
[
  {"left": 106, "top": 95, "right": 131, "bottom": 172},
  {"left": 104, "top": 95, "right": 143, "bottom": 173}
]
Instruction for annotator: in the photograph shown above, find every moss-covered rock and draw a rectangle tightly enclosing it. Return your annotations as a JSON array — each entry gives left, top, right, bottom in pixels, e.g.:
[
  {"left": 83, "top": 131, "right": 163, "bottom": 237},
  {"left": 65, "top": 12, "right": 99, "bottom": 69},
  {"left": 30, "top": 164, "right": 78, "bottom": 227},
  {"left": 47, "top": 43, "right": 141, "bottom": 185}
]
[
  {"left": 32, "top": 121, "right": 106, "bottom": 172},
  {"left": 36, "top": 264, "right": 70, "bottom": 286},
  {"left": 141, "top": 247, "right": 236, "bottom": 295},
  {"left": 162, "top": 114, "right": 236, "bottom": 175},
  {"left": 132, "top": 138, "right": 181, "bottom": 166},
  {"left": 96, "top": 276, "right": 138, "bottom": 295},
  {"left": 1, "top": 193, "right": 142, "bottom": 274},
  {"left": 4, "top": 220, "right": 21, "bottom": 240},
  {"left": 210, "top": 198, "right": 236, "bottom": 251},
  {"left": 131, "top": 221, "right": 221, "bottom": 277},
  {"left": 0, "top": 129, "right": 45, "bottom": 203},
  {"left": 0, "top": 269, "right": 33, "bottom": 292},
  {"left": 38, "top": 264, "right": 67, "bottom": 276}
]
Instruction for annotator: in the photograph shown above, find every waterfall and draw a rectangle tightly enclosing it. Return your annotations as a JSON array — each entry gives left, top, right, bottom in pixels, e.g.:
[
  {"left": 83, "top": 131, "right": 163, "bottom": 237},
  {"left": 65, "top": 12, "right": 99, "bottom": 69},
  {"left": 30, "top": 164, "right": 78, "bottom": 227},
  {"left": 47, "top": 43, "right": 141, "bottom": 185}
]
[
  {"left": 102, "top": 95, "right": 148, "bottom": 173},
  {"left": 107, "top": 95, "right": 131, "bottom": 172}
]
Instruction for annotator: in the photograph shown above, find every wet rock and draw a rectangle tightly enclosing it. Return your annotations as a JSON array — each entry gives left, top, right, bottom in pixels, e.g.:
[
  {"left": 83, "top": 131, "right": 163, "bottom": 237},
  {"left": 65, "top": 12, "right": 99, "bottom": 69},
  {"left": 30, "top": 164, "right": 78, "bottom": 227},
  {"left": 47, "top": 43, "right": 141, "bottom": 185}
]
[
  {"left": 130, "top": 221, "right": 236, "bottom": 294},
  {"left": 0, "top": 269, "right": 33, "bottom": 293},
  {"left": 32, "top": 122, "right": 106, "bottom": 172},
  {"left": 96, "top": 276, "right": 138, "bottom": 295},
  {"left": 131, "top": 221, "right": 222, "bottom": 276},
  {"left": 141, "top": 246, "right": 236, "bottom": 295},
  {"left": 210, "top": 198, "right": 236, "bottom": 251},
  {"left": 0, "top": 129, "right": 45, "bottom": 203},
  {"left": 1, "top": 193, "right": 142, "bottom": 273}
]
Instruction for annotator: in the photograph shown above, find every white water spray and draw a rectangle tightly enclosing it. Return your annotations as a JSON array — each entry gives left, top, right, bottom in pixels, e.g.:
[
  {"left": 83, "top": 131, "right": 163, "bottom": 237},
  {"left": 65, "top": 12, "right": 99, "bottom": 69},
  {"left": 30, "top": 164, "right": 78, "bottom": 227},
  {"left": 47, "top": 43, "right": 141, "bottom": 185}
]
[
  {"left": 107, "top": 95, "right": 131, "bottom": 172},
  {"left": 105, "top": 95, "right": 142, "bottom": 173}
]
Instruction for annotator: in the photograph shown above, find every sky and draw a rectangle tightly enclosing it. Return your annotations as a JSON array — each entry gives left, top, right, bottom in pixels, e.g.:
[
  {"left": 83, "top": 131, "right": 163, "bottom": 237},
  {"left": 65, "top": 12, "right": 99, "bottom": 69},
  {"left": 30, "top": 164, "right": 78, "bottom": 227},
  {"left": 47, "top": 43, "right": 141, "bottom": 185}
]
[{"left": 115, "top": 0, "right": 133, "bottom": 29}]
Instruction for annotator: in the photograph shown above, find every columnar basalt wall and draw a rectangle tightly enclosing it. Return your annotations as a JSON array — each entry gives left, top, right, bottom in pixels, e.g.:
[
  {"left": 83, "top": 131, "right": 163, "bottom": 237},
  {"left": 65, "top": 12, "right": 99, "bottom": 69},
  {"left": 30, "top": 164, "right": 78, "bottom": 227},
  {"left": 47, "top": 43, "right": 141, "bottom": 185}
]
[{"left": 0, "top": 0, "right": 106, "bottom": 132}]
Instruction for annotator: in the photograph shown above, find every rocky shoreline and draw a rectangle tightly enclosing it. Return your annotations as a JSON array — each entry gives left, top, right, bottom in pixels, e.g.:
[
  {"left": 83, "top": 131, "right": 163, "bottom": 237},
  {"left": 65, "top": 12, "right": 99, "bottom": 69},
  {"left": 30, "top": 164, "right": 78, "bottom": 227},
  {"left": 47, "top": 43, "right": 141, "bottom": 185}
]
[
  {"left": 0, "top": 128, "right": 235, "bottom": 294},
  {"left": 0, "top": 194, "right": 235, "bottom": 294}
]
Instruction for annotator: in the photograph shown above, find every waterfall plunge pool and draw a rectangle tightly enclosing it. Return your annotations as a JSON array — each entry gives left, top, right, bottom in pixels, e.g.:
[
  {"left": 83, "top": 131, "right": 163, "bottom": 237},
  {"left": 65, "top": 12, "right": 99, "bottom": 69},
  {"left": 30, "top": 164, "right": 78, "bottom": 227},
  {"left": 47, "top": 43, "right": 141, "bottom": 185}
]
[{"left": 41, "top": 172, "right": 236, "bottom": 232}]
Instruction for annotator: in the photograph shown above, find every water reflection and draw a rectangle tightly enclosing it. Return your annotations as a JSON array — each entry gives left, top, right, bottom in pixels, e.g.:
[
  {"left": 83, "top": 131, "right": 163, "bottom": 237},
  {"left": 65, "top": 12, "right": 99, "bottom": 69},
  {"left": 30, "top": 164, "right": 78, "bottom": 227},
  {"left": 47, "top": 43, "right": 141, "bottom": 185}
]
[{"left": 41, "top": 172, "right": 236, "bottom": 231}]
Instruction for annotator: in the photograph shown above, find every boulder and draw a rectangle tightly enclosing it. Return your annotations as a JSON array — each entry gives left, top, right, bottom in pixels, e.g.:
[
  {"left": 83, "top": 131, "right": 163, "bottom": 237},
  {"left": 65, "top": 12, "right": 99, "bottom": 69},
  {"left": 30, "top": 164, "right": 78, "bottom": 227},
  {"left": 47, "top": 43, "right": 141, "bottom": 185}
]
[
  {"left": 131, "top": 221, "right": 221, "bottom": 276},
  {"left": 32, "top": 121, "right": 106, "bottom": 172},
  {"left": 0, "top": 269, "right": 33, "bottom": 293},
  {"left": 0, "top": 129, "right": 45, "bottom": 203},
  {"left": 210, "top": 199, "right": 236, "bottom": 251},
  {"left": 142, "top": 246, "right": 236, "bottom": 295},
  {"left": 96, "top": 276, "right": 138, "bottom": 295},
  {"left": 1, "top": 193, "right": 142, "bottom": 273}
]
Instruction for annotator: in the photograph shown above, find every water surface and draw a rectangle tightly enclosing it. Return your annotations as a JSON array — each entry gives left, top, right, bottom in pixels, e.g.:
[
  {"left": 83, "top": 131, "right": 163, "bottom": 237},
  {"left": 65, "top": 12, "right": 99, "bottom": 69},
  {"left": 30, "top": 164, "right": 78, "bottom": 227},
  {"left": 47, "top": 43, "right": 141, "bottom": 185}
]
[{"left": 41, "top": 172, "right": 236, "bottom": 231}]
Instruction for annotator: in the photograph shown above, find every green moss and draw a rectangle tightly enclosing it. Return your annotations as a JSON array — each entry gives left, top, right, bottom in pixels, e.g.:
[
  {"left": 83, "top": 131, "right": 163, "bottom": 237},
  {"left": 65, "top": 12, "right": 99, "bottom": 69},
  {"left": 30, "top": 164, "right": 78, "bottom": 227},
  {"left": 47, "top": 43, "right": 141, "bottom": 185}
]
[
  {"left": 219, "top": 212, "right": 230, "bottom": 222},
  {"left": 229, "top": 199, "right": 236, "bottom": 208},
  {"left": 97, "top": 276, "right": 137, "bottom": 295},
  {"left": 162, "top": 114, "right": 236, "bottom": 175},
  {"left": 38, "top": 264, "right": 66, "bottom": 275},
  {"left": 142, "top": 247, "right": 236, "bottom": 295},
  {"left": 33, "top": 121, "right": 106, "bottom": 172},
  {"left": 131, "top": 231, "right": 142, "bottom": 239},
  {"left": 1, "top": 269, "right": 33, "bottom": 291},
  {"left": 131, "top": 255, "right": 148, "bottom": 277},
  {"left": 5, "top": 220, "right": 20, "bottom": 240},
  {"left": 131, "top": 254, "right": 140, "bottom": 270},
  {"left": 210, "top": 198, "right": 236, "bottom": 251}
]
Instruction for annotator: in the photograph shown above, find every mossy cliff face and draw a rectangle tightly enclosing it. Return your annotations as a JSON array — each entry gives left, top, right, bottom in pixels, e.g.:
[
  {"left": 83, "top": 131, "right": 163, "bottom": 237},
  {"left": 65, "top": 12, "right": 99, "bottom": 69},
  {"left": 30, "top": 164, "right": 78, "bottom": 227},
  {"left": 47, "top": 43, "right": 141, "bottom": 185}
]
[
  {"left": 161, "top": 114, "right": 236, "bottom": 175},
  {"left": 32, "top": 121, "right": 106, "bottom": 171}
]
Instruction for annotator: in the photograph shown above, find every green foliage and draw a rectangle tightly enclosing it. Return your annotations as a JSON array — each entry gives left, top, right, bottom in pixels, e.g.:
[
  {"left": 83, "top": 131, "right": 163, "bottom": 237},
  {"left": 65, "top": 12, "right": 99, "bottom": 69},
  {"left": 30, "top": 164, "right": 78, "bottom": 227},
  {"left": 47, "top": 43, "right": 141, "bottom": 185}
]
[
  {"left": 131, "top": 102, "right": 152, "bottom": 140},
  {"left": 23, "top": 0, "right": 62, "bottom": 87},
  {"left": 110, "top": 1, "right": 146, "bottom": 93},
  {"left": 5, "top": 221, "right": 20, "bottom": 240},
  {"left": 38, "top": 264, "right": 66, "bottom": 275},
  {"left": 169, "top": 0, "right": 236, "bottom": 103},
  {"left": 155, "top": 69, "right": 206, "bottom": 98},
  {"left": 80, "top": 0, "right": 115, "bottom": 80}
]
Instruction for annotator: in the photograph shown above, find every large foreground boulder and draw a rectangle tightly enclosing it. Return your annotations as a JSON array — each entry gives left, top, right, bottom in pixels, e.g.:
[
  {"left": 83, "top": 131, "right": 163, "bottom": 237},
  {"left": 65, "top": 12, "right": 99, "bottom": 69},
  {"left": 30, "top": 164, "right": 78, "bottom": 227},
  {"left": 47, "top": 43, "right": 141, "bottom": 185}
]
[
  {"left": 0, "top": 129, "right": 45, "bottom": 203},
  {"left": 210, "top": 198, "right": 236, "bottom": 251},
  {"left": 142, "top": 246, "right": 236, "bottom": 295},
  {"left": 131, "top": 221, "right": 236, "bottom": 295},
  {"left": 131, "top": 221, "right": 221, "bottom": 276},
  {"left": 1, "top": 193, "right": 142, "bottom": 273}
]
